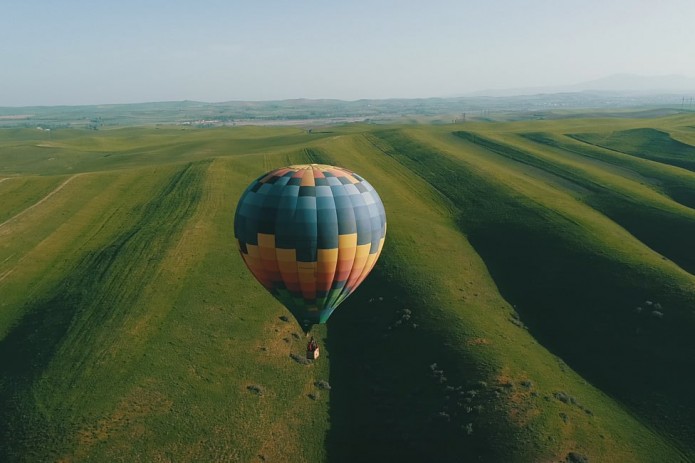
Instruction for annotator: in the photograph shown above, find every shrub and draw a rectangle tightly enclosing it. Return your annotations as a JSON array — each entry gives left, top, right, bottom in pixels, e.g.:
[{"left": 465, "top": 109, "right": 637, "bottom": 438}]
[
  {"left": 566, "top": 452, "right": 589, "bottom": 463},
  {"left": 290, "top": 353, "right": 310, "bottom": 365},
  {"left": 247, "top": 385, "right": 263, "bottom": 395},
  {"left": 315, "top": 380, "right": 332, "bottom": 390},
  {"left": 553, "top": 391, "right": 571, "bottom": 403}
]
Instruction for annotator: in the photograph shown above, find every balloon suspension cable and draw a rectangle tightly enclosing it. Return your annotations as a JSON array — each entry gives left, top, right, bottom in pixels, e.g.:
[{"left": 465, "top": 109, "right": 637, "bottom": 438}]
[{"left": 302, "top": 319, "right": 313, "bottom": 336}]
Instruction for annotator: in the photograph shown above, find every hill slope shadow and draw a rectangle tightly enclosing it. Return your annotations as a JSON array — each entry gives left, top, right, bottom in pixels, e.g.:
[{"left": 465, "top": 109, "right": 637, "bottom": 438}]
[
  {"left": 324, "top": 266, "right": 508, "bottom": 463},
  {"left": 0, "top": 290, "right": 82, "bottom": 460},
  {"left": 369, "top": 128, "right": 695, "bottom": 458}
]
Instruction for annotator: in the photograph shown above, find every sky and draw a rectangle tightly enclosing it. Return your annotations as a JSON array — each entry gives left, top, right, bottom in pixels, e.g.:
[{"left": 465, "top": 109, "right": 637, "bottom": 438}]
[{"left": 1, "top": 0, "right": 694, "bottom": 106}]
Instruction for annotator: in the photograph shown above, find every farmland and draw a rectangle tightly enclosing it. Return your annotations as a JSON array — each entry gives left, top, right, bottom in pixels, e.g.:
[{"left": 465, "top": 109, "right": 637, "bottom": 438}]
[{"left": 1, "top": 113, "right": 695, "bottom": 462}]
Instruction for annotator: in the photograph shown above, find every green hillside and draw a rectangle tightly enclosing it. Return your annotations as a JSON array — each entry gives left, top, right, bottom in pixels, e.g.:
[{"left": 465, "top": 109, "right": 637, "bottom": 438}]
[
  {"left": 571, "top": 128, "right": 695, "bottom": 172},
  {"left": 1, "top": 115, "right": 695, "bottom": 462}
]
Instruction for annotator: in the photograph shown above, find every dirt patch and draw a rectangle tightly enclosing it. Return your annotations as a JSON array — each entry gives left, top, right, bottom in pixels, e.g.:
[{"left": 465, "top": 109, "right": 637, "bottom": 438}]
[
  {"left": 466, "top": 337, "right": 491, "bottom": 346},
  {"left": 495, "top": 370, "right": 540, "bottom": 427}
]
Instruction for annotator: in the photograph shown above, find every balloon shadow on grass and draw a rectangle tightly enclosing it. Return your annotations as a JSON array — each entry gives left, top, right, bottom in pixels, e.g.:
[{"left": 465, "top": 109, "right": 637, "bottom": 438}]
[
  {"left": 0, "top": 290, "right": 81, "bottom": 462},
  {"left": 323, "top": 268, "right": 503, "bottom": 463}
]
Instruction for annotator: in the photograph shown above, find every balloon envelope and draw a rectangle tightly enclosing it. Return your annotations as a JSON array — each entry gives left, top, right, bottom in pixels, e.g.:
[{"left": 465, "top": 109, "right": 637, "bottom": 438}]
[{"left": 234, "top": 164, "right": 387, "bottom": 331}]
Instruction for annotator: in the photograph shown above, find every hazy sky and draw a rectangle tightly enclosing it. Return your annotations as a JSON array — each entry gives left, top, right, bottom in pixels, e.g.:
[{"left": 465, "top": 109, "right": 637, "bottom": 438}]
[{"left": 2, "top": 0, "right": 694, "bottom": 106}]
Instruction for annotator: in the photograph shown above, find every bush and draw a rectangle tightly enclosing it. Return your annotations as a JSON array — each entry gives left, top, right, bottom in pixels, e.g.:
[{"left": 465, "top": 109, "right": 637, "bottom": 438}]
[
  {"left": 315, "top": 380, "right": 332, "bottom": 390},
  {"left": 247, "top": 385, "right": 263, "bottom": 395},
  {"left": 553, "top": 391, "right": 572, "bottom": 404},
  {"left": 566, "top": 452, "right": 589, "bottom": 463},
  {"left": 290, "top": 353, "right": 310, "bottom": 365}
]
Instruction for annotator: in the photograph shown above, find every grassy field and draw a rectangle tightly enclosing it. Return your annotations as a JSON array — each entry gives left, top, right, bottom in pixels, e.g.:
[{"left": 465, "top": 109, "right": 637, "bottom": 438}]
[{"left": 1, "top": 114, "right": 695, "bottom": 462}]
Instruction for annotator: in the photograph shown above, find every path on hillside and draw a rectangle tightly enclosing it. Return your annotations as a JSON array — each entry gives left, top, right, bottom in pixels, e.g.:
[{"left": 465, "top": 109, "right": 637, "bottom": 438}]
[{"left": 0, "top": 174, "right": 82, "bottom": 232}]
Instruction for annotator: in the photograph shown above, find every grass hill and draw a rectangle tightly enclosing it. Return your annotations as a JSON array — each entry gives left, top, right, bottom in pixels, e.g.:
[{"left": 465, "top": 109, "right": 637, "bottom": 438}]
[{"left": 1, "top": 114, "right": 695, "bottom": 462}]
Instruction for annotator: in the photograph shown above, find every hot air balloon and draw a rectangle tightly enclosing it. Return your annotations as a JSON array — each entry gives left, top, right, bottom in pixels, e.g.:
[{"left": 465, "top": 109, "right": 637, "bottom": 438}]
[{"left": 234, "top": 164, "right": 386, "bottom": 333}]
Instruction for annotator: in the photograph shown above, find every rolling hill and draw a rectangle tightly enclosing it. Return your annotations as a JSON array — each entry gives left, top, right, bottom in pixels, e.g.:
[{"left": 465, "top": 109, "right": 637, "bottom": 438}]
[{"left": 1, "top": 114, "right": 695, "bottom": 462}]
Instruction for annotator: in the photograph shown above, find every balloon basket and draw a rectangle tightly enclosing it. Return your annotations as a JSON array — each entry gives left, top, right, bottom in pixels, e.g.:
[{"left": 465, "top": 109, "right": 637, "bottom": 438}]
[{"left": 307, "top": 347, "right": 320, "bottom": 360}]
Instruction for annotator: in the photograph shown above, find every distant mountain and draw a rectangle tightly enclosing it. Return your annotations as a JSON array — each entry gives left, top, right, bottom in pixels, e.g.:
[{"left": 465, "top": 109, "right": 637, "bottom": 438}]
[
  {"left": 573, "top": 74, "right": 695, "bottom": 92},
  {"left": 2, "top": 74, "right": 694, "bottom": 128},
  {"left": 467, "top": 74, "right": 695, "bottom": 97}
]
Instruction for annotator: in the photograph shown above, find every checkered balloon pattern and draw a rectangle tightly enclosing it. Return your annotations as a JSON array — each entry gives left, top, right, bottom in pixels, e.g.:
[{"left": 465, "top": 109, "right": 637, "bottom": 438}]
[{"left": 234, "top": 164, "right": 387, "bottom": 331}]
